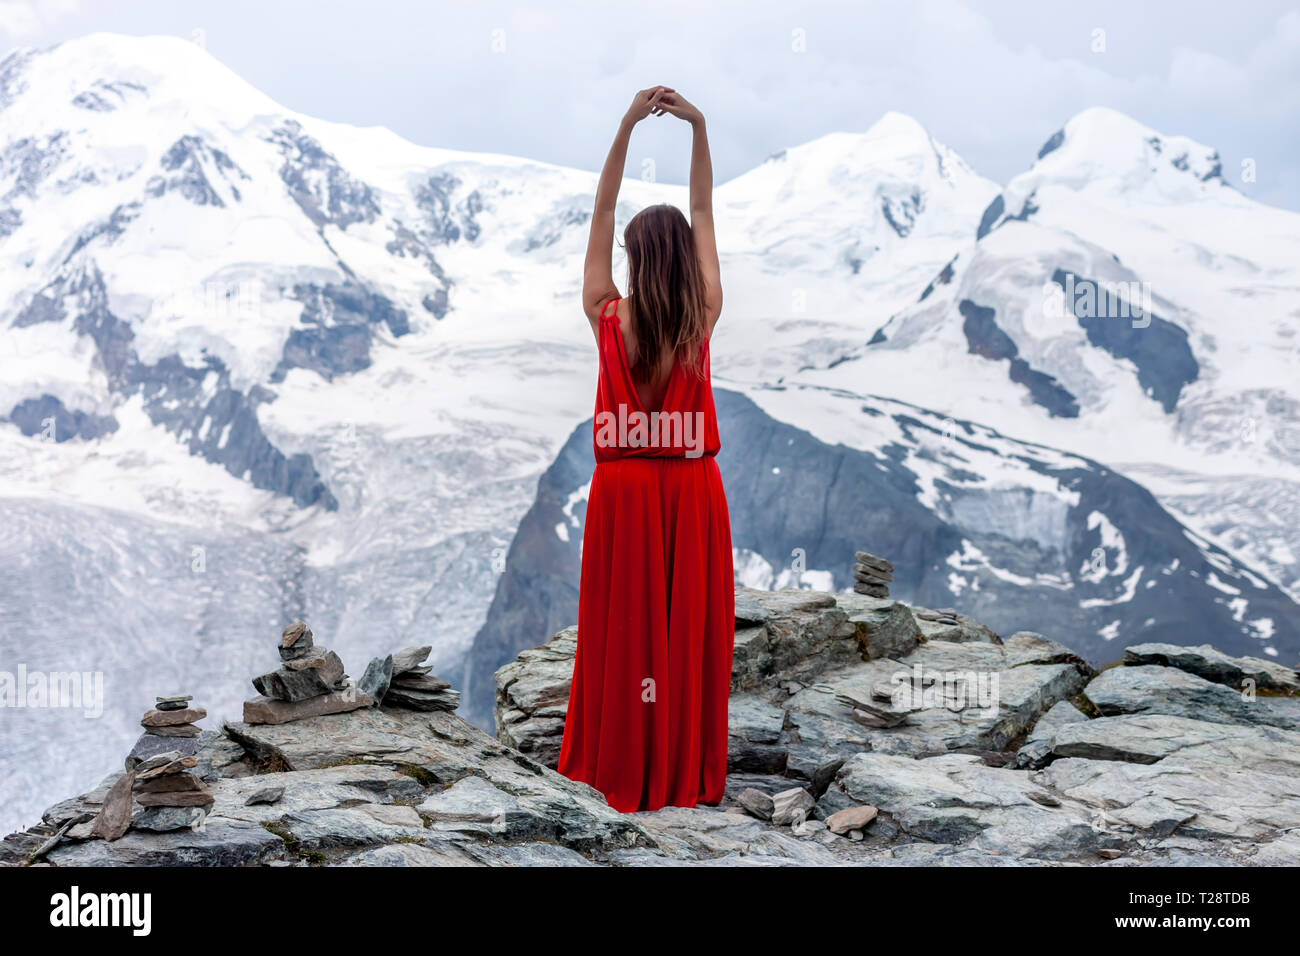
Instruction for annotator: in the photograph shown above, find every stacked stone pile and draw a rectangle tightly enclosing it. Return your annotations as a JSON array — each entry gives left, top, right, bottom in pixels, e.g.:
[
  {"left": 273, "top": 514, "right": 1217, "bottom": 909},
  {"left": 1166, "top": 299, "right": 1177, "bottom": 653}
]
[
  {"left": 82, "top": 695, "right": 213, "bottom": 842},
  {"left": 243, "top": 622, "right": 372, "bottom": 725},
  {"left": 357, "top": 644, "right": 461, "bottom": 711},
  {"left": 853, "top": 551, "right": 893, "bottom": 598}
]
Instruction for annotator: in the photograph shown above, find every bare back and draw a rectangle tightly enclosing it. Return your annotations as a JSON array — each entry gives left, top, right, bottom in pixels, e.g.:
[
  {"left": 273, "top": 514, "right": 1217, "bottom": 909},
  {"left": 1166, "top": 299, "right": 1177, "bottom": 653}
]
[{"left": 614, "top": 297, "right": 679, "bottom": 413}]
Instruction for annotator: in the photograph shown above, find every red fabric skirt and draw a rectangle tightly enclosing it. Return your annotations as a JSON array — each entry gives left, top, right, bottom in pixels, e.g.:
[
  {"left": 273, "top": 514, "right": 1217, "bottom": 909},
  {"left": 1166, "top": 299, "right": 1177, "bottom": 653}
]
[{"left": 557, "top": 455, "right": 734, "bottom": 812}]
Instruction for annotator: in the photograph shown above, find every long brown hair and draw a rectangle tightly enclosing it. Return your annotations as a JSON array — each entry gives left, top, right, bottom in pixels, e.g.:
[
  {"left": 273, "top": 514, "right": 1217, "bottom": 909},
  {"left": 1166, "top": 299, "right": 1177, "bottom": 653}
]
[{"left": 622, "top": 203, "right": 709, "bottom": 383}]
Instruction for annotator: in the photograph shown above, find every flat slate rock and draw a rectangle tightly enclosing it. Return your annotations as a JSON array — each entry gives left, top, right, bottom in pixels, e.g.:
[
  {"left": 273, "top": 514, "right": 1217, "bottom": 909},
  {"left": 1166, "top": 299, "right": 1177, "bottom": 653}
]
[
  {"left": 390, "top": 645, "right": 433, "bottom": 675},
  {"left": 384, "top": 685, "right": 460, "bottom": 712},
  {"left": 1046, "top": 712, "right": 1300, "bottom": 771},
  {"left": 126, "top": 733, "right": 201, "bottom": 769},
  {"left": 242, "top": 687, "right": 373, "bottom": 725},
  {"left": 281, "top": 620, "right": 312, "bottom": 648},
  {"left": 854, "top": 551, "right": 895, "bottom": 574},
  {"left": 136, "top": 788, "right": 214, "bottom": 807},
  {"left": 1122, "top": 643, "right": 1300, "bottom": 694},
  {"left": 47, "top": 821, "right": 284, "bottom": 867},
  {"left": 253, "top": 664, "right": 336, "bottom": 702},
  {"left": 1085, "top": 665, "right": 1300, "bottom": 731},
  {"left": 141, "top": 707, "right": 207, "bottom": 727},
  {"left": 282, "top": 649, "right": 346, "bottom": 687},
  {"left": 133, "top": 806, "right": 208, "bottom": 833},
  {"left": 135, "top": 772, "right": 207, "bottom": 793},
  {"left": 144, "top": 723, "right": 201, "bottom": 737},
  {"left": 390, "top": 673, "right": 451, "bottom": 692},
  {"left": 244, "top": 786, "right": 285, "bottom": 806}
]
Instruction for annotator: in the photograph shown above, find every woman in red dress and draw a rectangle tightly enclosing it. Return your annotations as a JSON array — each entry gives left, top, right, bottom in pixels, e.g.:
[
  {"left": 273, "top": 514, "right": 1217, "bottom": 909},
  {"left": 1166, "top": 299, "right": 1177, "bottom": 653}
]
[{"left": 557, "top": 86, "right": 734, "bottom": 813}]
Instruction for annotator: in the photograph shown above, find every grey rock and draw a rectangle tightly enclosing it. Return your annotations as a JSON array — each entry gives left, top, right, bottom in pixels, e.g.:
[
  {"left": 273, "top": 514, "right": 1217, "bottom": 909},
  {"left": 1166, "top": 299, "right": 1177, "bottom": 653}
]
[
  {"left": 727, "top": 694, "right": 787, "bottom": 773},
  {"left": 133, "top": 806, "right": 208, "bottom": 833},
  {"left": 770, "top": 787, "right": 815, "bottom": 826},
  {"left": 1123, "top": 642, "right": 1300, "bottom": 694},
  {"left": 735, "top": 788, "right": 775, "bottom": 821},
  {"left": 1015, "top": 699, "right": 1090, "bottom": 768},
  {"left": 341, "top": 842, "right": 481, "bottom": 867},
  {"left": 47, "top": 821, "right": 283, "bottom": 866},
  {"left": 390, "top": 645, "right": 433, "bottom": 675},
  {"left": 89, "top": 770, "right": 134, "bottom": 842},
  {"left": 384, "top": 684, "right": 459, "bottom": 712},
  {"left": 252, "top": 664, "right": 335, "bottom": 702},
  {"left": 126, "top": 732, "right": 201, "bottom": 770},
  {"left": 1047, "top": 713, "right": 1300, "bottom": 767},
  {"left": 357, "top": 654, "right": 393, "bottom": 704},
  {"left": 1085, "top": 665, "right": 1300, "bottom": 731},
  {"left": 241, "top": 686, "right": 373, "bottom": 724},
  {"left": 836, "top": 593, "right": 921, "bottom": 660},
  {"left": 244, "top": 786, "right": 285, "bottom": 806},
  {"left": 854, "top": 551, "right": 894, "bottom": 574}
]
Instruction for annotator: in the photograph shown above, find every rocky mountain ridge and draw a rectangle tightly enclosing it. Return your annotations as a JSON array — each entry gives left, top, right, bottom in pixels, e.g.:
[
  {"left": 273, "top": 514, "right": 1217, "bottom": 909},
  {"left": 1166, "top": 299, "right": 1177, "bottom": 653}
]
[{"left": 8, "top": 586, "right": 1297, "bottom": 867}]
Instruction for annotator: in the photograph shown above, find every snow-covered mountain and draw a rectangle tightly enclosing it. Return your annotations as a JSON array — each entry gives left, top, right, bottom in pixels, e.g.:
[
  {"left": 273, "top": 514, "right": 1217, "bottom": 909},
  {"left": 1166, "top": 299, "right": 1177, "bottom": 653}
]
[
  {"left": 802, "top": 107, "right": 1300, "bottom": 597},
  {"left": 0, "top": 34, "right": 1296, "bottom": 834}
]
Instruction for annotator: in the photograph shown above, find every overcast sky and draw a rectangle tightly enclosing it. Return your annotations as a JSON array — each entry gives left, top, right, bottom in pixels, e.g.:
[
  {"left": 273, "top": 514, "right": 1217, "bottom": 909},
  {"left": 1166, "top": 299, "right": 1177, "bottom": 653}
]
[{"left": 3, "top": 0, "right": 1298, "bottom": 210}]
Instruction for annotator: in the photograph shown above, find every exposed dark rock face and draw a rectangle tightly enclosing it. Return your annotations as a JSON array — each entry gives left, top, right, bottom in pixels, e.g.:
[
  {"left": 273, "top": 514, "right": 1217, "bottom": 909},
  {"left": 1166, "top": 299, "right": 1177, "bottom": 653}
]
[
  {"left": 269, "top": 281, "right": 410, "bottom": 383},
  {"left": 146, "top": 134, "right": 249, "bottom": 207},
  {"left": 268, "top": 120, "right": 380, "bottom": 229},
  {"left": 415, "top": 172, "right": 482, "bottom": 244},
  {"left": 959, "top": 299, "right": 1080, "bottom": 417},
  {"left": 21, "top": 264, "right": 337, "bottom": 509},
  {"left": 917, "top": 254, "right": 957, "bottom": 302},
  {"left": 1050, "top": 268, "right": 1198, "bottom": 413},
  {"left": 461, "top": 388, "right": 1300, "bottom": 728},
  {"left": 881, "top": 187, "right": 924, "bottom": 238},
  {"left": 2, "top": 131, "right": 67, "bottom": 200},
  {"left": 1037, "top": 128, "right": 1065, "bottom": 160},
  {"left": 64, "top": 202, "right": 141, "bottom": 259},
  {"left": 70, "top": 79, "right": 146, "bottom": 112},
  {"left": 976, "top": 194, "right": 1003, "bottom": 240},
  {"left": 0, "top": 49, "right": 33, "bottom": 111},
  {"left": 974, "top": 191, "right": 1038, "bottom": 241},
  {"left": 5, "top": 394, "right": 118, "bottom": 441}
]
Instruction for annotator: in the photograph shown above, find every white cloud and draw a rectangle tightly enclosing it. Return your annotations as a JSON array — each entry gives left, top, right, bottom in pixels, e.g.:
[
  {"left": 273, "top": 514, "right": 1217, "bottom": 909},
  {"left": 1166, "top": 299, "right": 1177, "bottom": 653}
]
[{"left": 0, "top": 0, "right": 77, "bottom": 38}]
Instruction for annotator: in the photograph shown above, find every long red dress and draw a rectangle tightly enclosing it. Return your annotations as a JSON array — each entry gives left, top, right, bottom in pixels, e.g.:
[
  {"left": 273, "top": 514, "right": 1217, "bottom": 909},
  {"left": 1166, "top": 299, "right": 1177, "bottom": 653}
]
[{"left": 557, "top": 296, "right": 735, "bottom": 813}]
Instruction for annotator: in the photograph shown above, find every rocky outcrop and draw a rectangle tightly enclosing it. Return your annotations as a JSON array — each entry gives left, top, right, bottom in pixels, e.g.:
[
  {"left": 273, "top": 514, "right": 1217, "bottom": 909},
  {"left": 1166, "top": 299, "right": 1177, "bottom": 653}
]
[
  {"left": 495, "top": 587, "right": 1300, "bottom": 866},
  {"left": 6, "top": 587, "right": 1297, "bottom": 867}
]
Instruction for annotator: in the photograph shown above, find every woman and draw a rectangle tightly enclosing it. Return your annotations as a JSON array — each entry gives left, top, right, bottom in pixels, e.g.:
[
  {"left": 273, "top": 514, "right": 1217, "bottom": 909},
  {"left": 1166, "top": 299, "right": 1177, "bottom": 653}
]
[{"left": 557, "top": 87, "right": 734, "bottom": 813}]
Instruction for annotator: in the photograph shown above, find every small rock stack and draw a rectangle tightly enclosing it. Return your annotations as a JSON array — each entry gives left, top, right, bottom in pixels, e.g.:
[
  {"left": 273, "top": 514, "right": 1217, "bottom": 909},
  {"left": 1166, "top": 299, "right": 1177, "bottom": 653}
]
[
  {"left": 853, "top": 550, "right": 894, "bottom": 599},
  {"left": 134, "top": 696, "right": 213, "bottom": 824},
  {"left": 243, "top": 621, "right": 373, "bottom": 725},
  {"left": 87, "top": 695, "right": 212, "bottom": 841},
  {"left": 358, "top": 644, "right": 461, "bottom": 712}
]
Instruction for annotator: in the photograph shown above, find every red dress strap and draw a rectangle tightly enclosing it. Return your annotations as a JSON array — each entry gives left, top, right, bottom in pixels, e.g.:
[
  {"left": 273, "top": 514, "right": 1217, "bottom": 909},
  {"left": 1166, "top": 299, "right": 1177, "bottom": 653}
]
[{"left": 599, "top": 296, "right": 620, "bottom": 321}]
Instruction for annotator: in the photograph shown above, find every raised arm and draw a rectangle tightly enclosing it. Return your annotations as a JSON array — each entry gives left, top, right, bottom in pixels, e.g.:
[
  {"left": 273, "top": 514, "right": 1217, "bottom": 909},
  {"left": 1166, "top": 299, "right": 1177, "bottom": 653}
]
[
  {"left": 583, "top": 86, "right": 670, "bottom": 333},
  {"left": 660, "top": 92, "right": 722, "bottom": 330}
]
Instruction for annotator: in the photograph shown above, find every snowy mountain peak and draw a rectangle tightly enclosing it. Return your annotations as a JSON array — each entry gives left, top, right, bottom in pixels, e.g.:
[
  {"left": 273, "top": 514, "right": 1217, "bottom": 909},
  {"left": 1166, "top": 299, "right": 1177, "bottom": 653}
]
[
  {"left": 2, "top": 32, "right": 283, "bottom": 122},
  {"left": 752, "top": 110, "right": 980, "bottom": 192},
  {"left": 1024, "top": 106, "right": 1228, "bottom": 198}
]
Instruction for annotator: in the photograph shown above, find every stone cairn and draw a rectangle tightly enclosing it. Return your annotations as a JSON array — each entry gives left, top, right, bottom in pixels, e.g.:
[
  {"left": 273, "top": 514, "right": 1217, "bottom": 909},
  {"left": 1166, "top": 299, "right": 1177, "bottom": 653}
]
[
  {"left": 357, "top": 644, "right": 461, "bottom": 712},
  {"left": 86, "top": 695, "right": 211, "bottom": 841},
  {"left": 243, "top": 621, "right": 373, "bottom": 725},
  {"left": 853, "top": 550, "right": 894, "bottom": 598}
]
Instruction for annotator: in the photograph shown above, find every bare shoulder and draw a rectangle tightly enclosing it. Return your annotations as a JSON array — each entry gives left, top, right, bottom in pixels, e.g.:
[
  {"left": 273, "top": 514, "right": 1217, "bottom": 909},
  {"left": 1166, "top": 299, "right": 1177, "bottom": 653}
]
[{"left": 615, "top": 297, "right": 635, "bottom": 351}]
